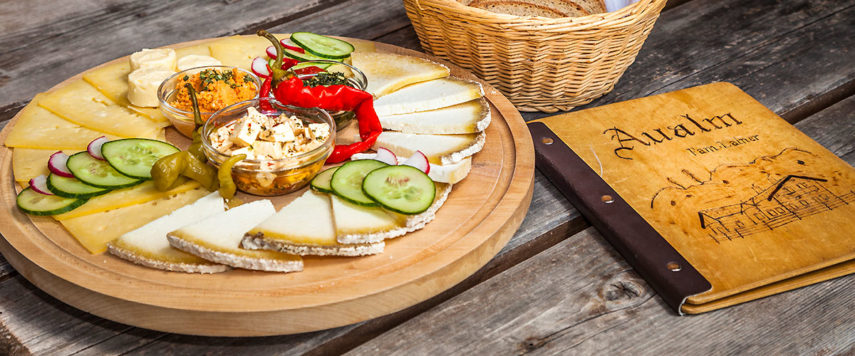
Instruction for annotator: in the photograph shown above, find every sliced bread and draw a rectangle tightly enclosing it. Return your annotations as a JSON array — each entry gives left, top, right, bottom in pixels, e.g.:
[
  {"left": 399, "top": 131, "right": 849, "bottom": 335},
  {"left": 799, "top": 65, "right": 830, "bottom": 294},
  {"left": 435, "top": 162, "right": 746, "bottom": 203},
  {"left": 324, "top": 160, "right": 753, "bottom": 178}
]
[
  {"left": 350, "top": 154, "right": 473, "bottom": 184},
  {"left": 373, "top": 78, "right": 484, "bottom": 116},
  {"left": 242, "top": 190, "right": 384, "bottom": 257},
  {"left": 167, "top": 199, "right": 303, "bottom": 272},
  {"left": 379, "top": 98, "right": 491, "bottom": 135},
  {"left": 338, "top": 183, "right": 453, "bottom": 244},
  {"left": 351, "top": 51, "right": 450, "bottom": 97},
  {"left": 374, "top": 131, "right": 486, "bottom": 165},
  {"left": 108, "top": 191, "right": 229, "bottom": 273}
]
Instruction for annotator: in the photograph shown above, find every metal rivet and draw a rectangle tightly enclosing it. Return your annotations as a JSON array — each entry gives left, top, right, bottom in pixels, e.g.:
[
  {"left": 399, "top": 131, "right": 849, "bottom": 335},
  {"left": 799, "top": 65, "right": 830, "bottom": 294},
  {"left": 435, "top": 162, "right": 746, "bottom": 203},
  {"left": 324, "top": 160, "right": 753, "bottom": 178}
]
[
  {"left": 666, "top": 262, "right": 681, "bottom": 272},
  {"left": 601, "top": 194, "right": 614, "bottom": 203},
  {"left": 542, "top": 137, "right": 554, "bottom": 145}
]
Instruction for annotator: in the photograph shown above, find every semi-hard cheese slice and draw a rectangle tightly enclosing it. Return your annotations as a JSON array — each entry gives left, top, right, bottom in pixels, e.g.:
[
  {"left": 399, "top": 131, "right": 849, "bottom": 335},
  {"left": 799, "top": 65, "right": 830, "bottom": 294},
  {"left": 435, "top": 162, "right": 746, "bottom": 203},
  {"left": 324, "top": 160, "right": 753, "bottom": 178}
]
[
  {"left": 373, "top": 78, "right": 484, "bottom": 116},
  {"left": 374, "top": 131, "right": 486, "bottom": 165},
  {"left": 38, "top": 80, "right": 168, "bottom": 138},
  {"left": 177, "top": 55, "right": 222, "bottom": 71},
  {"left": 351, "top": 51, "right": 449, "bottom": 97},
  {"left": 12, "top": 148, "right": 62, "bottom": 184},
  {"left": 4, "top": 95, "right": 119, "bottom": 150},
  {"left": 243, "top": 190, "right": 384, "bottom": 256},
  {"left": 60, "top": 187, "right": 209, "bottom": 254},
  {"left": 209, "top": 35, "right": 287, "bottom": 70},
  {"left": 173, "top": 43, "right": 213, "bottom": 58},
  {"left": 168, "top": 200, "right": 302, "bottom": 272},
  {"left": 379, "top": 98, "right": 491, "bottom": 134},
  {"left": 82, "top": 62, "right": 169, "bottom": 124},
  {"left": 330, "top": 194, "right": 404, "bottom": 237},
  {"left": 109, "top": 191, "right": 228, "bottom": 273},
  {"left": 53, "top": 180, "right": 200, "bottom": 220}
]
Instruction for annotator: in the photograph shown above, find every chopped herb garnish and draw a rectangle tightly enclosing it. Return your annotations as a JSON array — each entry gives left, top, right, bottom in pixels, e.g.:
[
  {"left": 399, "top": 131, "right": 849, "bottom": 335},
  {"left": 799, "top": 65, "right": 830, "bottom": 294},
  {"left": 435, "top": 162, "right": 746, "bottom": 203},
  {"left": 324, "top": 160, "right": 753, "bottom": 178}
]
[{"left": 303, "top": 72, "right": 349, "bottom": 87}]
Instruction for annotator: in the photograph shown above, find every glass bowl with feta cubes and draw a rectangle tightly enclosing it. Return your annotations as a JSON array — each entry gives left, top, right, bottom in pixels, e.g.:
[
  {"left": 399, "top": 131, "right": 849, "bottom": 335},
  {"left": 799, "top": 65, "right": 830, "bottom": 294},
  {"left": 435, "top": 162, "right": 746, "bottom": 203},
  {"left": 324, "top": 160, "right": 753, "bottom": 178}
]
[
  {"left": 158, "top": 66, "right": 262, "bottom": 138},
  {"left": 201, "top": 97, "right": 335, "bottom": 196},
  {"left": 287, "top": 60, "right": 367, "bottom": 131}
]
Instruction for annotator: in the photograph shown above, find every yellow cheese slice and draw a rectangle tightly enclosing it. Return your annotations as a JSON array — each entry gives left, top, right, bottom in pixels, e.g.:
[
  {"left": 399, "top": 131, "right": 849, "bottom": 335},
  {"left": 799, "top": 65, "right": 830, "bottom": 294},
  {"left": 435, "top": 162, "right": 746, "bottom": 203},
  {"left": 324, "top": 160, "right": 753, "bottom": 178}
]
[
  {"left": 209, "top": 34, "right": 287, "bottom": 70},
  {"left": 12, "top": 148, "right": 60, "bottom": 184},
  {"left": 173, "top": 43, "right": 213, "bottom": 58},
  {"left": 39, "top": 80, "right": 168, "bottom": 138},
  {"left": 4, "top": 95, "right": 119, "bottom": 150},
  {"left": 53, "top": 180, "right": 201, "bottom": 220},
  {"left": 349, "top": 39, "right": 376, "bottom": 53},
  {"left": 351, "top": 51, "right": 449, "bottom": 97},
  {"left": 82, "top": 62, "right": 170, "bottom": 123},
  {"left": 61, "top": 187, "right": 209, "bottom": 254}
]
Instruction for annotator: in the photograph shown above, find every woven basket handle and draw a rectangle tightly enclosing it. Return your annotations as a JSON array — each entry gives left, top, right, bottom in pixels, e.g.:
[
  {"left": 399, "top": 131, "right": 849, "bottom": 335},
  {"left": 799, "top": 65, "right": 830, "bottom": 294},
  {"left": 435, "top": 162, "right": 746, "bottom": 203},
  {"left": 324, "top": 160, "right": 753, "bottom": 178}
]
[{"left": 413, "top": 0, "right": 424, "bottom": 11}]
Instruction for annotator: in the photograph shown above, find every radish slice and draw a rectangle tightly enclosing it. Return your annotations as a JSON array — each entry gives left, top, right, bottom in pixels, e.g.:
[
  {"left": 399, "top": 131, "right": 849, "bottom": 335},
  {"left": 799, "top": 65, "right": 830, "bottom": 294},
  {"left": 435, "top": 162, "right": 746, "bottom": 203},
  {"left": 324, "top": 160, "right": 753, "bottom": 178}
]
[
  {"left": 280, "top": 39, "right": 305, "bottom": 53},
  {"left": 402, "top": 151, "right": 430, "bottom": 174},
  {"left": 88, "top": 136, "right": 108, "bottom": 160},
  {"left": 266, "top": 46, "right": 277, "bottom": 59},
  {"left": 251, "top": 57, "right": 271, "bottom": 77},
  {"left": 374, "top": 147, "right": 398, "bottom": 165},
  {"left": 29, "top": 175, "right": 53, "bottom": 195},
  {"left": 48, "top": 151, "right": 74, "bottom": 178}
]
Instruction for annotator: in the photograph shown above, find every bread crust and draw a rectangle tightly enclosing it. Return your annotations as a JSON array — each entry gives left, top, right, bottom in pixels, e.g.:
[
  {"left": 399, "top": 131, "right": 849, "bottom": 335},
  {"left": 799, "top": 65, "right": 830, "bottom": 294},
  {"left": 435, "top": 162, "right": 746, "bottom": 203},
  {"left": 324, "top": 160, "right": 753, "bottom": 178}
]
[
  {"left": 167, "top": 235, "right": 303, "bottom": 272},
  {"left": 107, "top": 243, "right": 230, "bottom": 274},
  {"left": 241, "top": 235, "right": 385, "bottom": 257}
]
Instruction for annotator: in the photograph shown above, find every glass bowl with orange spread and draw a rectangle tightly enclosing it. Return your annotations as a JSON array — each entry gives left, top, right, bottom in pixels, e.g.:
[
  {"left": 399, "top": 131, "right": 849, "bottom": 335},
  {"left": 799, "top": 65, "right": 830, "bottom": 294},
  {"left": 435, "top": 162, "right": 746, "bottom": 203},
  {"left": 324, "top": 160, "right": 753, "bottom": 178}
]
[{"left": 157, "top": 66, "right": 261, "bottom": 137}]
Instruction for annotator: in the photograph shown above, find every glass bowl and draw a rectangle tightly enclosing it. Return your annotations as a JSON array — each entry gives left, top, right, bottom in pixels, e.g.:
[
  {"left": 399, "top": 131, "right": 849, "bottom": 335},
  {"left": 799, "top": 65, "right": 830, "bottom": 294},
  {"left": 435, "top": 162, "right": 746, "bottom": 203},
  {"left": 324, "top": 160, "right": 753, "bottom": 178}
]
[
  {"left": 286, "top": 60, "right": 367, "bottom": 131},
  {"left": 201, "top": 97, "right": 335, "bottom": 196},
  {"left": 158, "top": 65, "right": 262, "bottom": 138}
]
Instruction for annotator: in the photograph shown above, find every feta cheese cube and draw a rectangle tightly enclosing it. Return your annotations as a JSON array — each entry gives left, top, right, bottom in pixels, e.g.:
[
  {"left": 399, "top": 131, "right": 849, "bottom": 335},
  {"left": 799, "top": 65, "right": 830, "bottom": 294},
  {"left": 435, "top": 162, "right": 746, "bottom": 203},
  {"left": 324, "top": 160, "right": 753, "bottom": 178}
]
[
  {"left": 230, "top": 118, "right": 262, "bottom": 146},
  {"left": 309, "top": 123, "right": 330, "bottom": 141},
  {"left": 231, "top": 146, "right": 254, "bottom": 160},
  {"left": 253, "top": 141, "right": 283, "bottom": 158},
  {"left": 270, "top": 124, "right": 296, "bottom": 142}
]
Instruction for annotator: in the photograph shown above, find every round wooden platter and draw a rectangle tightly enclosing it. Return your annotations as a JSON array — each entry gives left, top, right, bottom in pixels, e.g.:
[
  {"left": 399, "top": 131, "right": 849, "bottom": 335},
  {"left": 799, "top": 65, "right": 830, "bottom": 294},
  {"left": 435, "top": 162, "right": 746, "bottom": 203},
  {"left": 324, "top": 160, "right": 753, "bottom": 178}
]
[{"left": 0, "top": 37, "right": 534, "bottom": 336}]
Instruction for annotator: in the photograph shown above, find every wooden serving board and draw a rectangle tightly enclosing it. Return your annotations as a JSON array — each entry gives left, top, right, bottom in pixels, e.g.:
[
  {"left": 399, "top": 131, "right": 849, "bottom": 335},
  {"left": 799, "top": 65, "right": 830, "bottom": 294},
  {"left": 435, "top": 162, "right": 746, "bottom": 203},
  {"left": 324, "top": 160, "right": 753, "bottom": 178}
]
[{"left": 0, "top": 38, "right": 534, "bottom": 336}]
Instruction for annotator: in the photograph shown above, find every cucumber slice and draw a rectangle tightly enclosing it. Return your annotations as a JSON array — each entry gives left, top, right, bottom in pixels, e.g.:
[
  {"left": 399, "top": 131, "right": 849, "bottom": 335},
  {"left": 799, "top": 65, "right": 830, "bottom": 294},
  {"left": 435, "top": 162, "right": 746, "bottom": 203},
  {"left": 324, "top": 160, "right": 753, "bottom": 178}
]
[
  {"left": 362, "top": 165, "right": 436, "bottom": 215},
  {"left": 291, "top": 62, "right": 333, "bottom": 71},
  {"left": 47, "top": 173, "right": 110, "bottom": 199},
  {"left": 283, "top": 48, "right": 328, "bottom": 62},
  {"left": 330, "top": 160, "right": 388, "bottom": 206},
  {"left": 101, "top": 138, "right": 180, "bottom": 179},
  {"left": 17, "top": 187, "right": 87, "bottom": 216},
  {"left": 310, "top": 166, "right": 339, "bottom": 194},
  {"left": 66, "top": 152, "right": 141, "bottom": 189},
  {"left": 291, "top": 32, "right": 354, "bottom": 59}
]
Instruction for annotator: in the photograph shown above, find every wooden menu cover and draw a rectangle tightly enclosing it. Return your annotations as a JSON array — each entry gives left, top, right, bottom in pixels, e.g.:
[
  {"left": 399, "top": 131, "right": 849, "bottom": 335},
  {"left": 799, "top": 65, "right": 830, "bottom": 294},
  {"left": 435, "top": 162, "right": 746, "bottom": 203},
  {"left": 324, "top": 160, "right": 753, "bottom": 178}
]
[{"left": 529, "top": 82, "right": 855, "bottom": 314}]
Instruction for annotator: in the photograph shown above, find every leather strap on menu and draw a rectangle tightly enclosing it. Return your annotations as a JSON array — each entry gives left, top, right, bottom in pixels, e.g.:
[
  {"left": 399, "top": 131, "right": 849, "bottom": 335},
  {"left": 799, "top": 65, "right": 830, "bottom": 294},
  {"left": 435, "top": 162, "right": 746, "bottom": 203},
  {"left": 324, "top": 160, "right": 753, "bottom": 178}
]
[{"left": 528, "top": 122, "right": 711, "bottom": 315}]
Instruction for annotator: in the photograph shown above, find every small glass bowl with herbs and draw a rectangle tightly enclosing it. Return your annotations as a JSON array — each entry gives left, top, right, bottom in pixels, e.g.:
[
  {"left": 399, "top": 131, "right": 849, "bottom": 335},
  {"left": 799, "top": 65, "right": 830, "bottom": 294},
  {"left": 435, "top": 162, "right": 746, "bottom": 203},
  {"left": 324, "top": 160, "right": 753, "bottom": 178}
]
[
  {"left": 288, "top": 60, "right": 368, "bottom": 130},
  {"left": 202, "top": 97, "right": 335, "bottom": 196},
  {"left": 158, "top": 66, "right": 261, "bottom": 137}
]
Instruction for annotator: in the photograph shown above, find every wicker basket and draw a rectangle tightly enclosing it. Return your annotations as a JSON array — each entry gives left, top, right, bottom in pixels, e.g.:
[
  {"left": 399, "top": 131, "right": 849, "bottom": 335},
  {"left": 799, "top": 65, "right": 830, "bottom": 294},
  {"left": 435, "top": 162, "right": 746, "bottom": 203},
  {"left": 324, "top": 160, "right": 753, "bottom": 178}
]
[{"left": 403, "top": 0, "right": 667, "bottom": 112}]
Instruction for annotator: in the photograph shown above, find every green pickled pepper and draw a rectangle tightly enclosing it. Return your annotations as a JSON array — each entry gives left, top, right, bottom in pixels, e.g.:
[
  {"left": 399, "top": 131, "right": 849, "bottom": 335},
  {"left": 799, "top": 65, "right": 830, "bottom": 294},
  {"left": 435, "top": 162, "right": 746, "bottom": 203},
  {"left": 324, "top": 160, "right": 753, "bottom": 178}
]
[
  {"left": 150, "top": 151, "right": 189, "bottom": 191},
  {"left": 217, "top": 154, "right": 246, "bottom": 199}
]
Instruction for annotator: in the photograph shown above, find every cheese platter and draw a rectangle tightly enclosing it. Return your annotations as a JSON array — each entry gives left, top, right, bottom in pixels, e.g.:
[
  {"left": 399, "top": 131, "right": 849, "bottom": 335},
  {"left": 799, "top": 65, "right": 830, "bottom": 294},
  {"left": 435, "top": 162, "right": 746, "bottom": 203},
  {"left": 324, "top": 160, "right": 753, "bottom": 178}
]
[{"left": 0, "top": 35, "right": 534, "bottom": 336}]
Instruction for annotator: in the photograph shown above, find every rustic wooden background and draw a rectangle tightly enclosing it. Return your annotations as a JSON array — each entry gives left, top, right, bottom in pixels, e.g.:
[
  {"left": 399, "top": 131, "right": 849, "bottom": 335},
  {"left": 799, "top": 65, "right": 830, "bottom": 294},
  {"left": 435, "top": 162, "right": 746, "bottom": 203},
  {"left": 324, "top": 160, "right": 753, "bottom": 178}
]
[{"left": 0, "top": 0, "right": 853, "bottom": 354}]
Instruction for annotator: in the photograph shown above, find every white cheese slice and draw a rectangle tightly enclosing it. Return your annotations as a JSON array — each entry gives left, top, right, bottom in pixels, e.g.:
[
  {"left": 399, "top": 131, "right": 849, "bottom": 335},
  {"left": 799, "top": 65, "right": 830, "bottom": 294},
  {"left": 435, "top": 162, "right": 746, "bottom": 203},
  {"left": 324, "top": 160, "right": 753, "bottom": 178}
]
[
  {"left": 374, "top": 131, "right": 486, "bottom": 165},
  {"left": 379, "top": 98, "right": 491, "bottom": 134},
  {"left": 177, "top": 54, "right": 222, "bottom": 71},
  {"left": 108, "top": 191, "right": 228, "bottom": 273},
  {"left": 129, "top": 48, "right": 177, "bottom": 71},
  {"left": 82, "top": 62, "right": 170, "bottom": 124},
  {"left": 350, "top": 51, "right": 449, "bottom": 97},
  {"left": 127, "top": 67, "right": 174, "bottom": 107},
  {"left": 330, "top": 194, "right": 404, "bottom": 237},
  {"left": 351, "top": 154, "right": 472, "bottom": 184},
  {"left": 373, "top": 78, "right": 484, "bottom": 116},
  {"left": 167, "top": 199, "right": 302, "bottom": 272}
]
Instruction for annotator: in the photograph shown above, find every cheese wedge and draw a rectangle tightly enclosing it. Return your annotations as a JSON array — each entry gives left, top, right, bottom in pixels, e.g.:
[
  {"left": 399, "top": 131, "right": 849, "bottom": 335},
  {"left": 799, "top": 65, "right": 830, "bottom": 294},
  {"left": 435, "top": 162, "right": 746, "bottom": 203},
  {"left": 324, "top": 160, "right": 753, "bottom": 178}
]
[
  {"left": 129, "top": 48, "right": 177, "bottom": 71},
  {"left": 338, "top": 183, "right": 453, "bottom": 244},
  {"left": 167, "top": 200, "right": 302, "bottom": 272},
  {"left": 38, "top": 80, "right": 168, "bottom": 138},
  {"left": 12, "top": 148, "right": 59, "bottom": 184},
  {"left": 373, "top": 78, "right": 484, "bottom": 116},
  {"left": 243, "top": 190, "right": 384, "bottom": 256},
  {"left": 351, "top": 51, "right": 449, "bottom": 97},
  {"left": 177, "top": 55, "right": 222, "bottom": 71},
  {"left": 351, "top": 153, "right": 472, "bottom": 184},
  {"left": 331, "top": 194, "right": 404, "bottom": 237},
  {"left": 127, "top": 67, "right": 174, "bottom": 107},
  {"left": 60, "top": 187, "right": 209, "bottom": 254},
  {"left": 379, "top": 98, "right": 491, "bottom": 134},
  {"left": 209, "top": 35, "right": 286, "bottom": 70},
  {"left": 349, "top": 39, "right": 376, "bottom": 53},
  {"left": 53, "top": 180, "right": 200, "bottom": 220},
  {"left": 173, "top": 43, "right": 213, "bottom": 58},
  {"left": 374, "top": 131, "right": 486, "bottom": 165},
  {"left": 82, "top": 62, "right": 170, "bottom": 124},
  {"left": 108, "top": 191, "right": 228, "bottom": 273},
  {"left": 4, "top": 95, "right": 119, "bottom": 150}
]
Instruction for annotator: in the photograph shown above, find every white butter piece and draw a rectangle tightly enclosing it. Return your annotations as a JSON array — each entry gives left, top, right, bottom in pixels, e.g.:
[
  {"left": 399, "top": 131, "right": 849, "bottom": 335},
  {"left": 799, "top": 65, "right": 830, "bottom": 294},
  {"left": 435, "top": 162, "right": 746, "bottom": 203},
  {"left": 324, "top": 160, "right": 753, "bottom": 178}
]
[
  {"left": 127, "top": 68, "right": 175, "bottom": 107},
  {"left": 129, "top": 48, "right": 177, "bottom": 71},
  {"left": 177, "top": 55, "right": 222, "bottom": 71}
]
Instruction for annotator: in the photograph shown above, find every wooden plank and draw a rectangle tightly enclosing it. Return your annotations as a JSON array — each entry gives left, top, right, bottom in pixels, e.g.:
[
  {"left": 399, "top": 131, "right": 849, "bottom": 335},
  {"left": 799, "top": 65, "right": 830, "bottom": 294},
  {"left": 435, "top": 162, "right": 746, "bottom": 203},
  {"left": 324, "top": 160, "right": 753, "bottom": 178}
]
[{"left": 267, "top": 0, "right": 411, "bottom": 39}]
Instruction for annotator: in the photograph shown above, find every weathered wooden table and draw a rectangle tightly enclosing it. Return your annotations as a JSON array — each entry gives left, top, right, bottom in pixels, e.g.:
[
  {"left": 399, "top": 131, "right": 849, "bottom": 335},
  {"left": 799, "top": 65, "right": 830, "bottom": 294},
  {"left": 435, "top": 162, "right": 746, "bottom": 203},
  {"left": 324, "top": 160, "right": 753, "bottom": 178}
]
[{"left": 1, "top": 0, "right": 853, "bottom": 354}]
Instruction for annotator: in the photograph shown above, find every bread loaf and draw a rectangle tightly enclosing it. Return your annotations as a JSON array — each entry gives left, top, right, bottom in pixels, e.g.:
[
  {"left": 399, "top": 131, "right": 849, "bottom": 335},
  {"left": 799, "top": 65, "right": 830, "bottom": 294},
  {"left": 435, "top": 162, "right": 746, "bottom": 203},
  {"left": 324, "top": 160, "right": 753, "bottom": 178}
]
[{"left": 464, "top": 0, "right": 604, "bottom": 18}]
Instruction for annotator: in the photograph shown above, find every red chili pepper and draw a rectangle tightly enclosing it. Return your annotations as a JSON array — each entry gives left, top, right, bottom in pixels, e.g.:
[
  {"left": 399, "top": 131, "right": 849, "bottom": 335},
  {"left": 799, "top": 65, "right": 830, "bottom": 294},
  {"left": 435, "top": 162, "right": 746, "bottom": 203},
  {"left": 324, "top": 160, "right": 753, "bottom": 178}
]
[
  {"left": 259, "top": 76, "right": 273, "bottom": 111},
  {"left": 273, "top": 77, "right": 382, "bottom": 163},
  {"left": 294, "top": 66, "right": 325, "bottom": 75}
]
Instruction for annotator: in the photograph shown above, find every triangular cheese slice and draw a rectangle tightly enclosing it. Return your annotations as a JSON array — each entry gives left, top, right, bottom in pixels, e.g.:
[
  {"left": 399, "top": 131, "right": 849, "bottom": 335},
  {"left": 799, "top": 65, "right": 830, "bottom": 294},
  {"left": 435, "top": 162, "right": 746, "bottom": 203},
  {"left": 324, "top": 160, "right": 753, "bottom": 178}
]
[
  {"left": 351, "top": 51, "right": 449, "bottom": 97},
  {"left": 167, "top": 199, "right": 302, "bottom": 272},
  {"left": 209, "top": 34, "right": 287, "bottom": 70},
  {"left": 60, "top": 187, "right": 209, "bottom": 254},
  {"left": 12, "top": 148, "right": 62, "bottom": 184},
  {"left": 330, "top": 194, "right": 405, "bottom": 243},
  {"left": 108, "top": 191, "right": 229, "bottom": 273},
  {"left": 351, "top": 153, "right": 473, "bottom": 184},
  {"left": 4, "top": 95, "right": 120, "bottom": 150},
  {"left": 38, "top": 80, "right": 168, "bottom": 138},
  {"left": 337, "top": 183, "right": 453, "bottom": 244},
  {"left": 379, "top": 98, "right": 491, "bottom": 134},
  {"left": 373, "top": 78, "right": 484, "bottom": 116},
  {"left": 374, "top": 131, "right": 486, "bottom": 165},
  {"left": 82, "top": 62, "right": 169, "bottom": 123},
  {"left": 173, "top": 43, "right": 213, "bottom": 58},
  {"left": 53, "top": 180, "right": 200, "bottom": 220},
  {"left": 243, "top": 190, "right": 384, "bottom": 256}
]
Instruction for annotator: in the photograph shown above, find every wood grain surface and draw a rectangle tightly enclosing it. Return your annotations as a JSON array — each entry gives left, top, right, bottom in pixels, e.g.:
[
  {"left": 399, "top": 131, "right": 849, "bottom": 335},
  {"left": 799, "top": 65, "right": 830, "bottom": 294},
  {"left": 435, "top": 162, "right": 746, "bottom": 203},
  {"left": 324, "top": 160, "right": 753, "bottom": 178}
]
[{"left": 0, "top": 0, "right": 853, "bottom": 354}]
